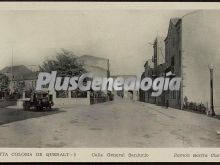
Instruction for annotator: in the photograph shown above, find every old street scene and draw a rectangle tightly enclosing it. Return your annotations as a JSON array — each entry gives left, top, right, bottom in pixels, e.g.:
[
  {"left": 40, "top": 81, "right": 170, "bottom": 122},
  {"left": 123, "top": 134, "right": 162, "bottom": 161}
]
[{"left": 0, "top": 10, "right": 220, "bottom": 147}]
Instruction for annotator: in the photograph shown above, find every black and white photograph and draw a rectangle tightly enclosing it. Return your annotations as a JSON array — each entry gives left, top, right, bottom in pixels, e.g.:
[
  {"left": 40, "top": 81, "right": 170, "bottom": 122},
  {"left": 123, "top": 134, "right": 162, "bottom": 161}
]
[{"left": 0, "top": 3, "right": 220, "bottom": 151}]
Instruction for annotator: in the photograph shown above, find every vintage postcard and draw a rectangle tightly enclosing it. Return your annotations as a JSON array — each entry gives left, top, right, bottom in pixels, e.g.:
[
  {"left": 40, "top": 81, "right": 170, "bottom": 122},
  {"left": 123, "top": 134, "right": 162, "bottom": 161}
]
[{"left": 0, "top": 2, "right": 220, "bottom": 162}]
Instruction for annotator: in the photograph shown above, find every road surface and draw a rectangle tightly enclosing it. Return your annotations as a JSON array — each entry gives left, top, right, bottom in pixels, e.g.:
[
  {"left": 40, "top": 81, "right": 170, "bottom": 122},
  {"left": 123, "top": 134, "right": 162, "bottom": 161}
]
[{"left": 0, "top": 99, "right": 220, "bottom": 147}]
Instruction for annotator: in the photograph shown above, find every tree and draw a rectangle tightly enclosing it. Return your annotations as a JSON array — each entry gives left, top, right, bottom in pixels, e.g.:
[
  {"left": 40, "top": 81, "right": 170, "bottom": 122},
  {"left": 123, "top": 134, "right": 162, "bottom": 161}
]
[
  {"left": 39, "top": 49, "right": 86, "bottom": 77},
  {"left": 39, "top": 49, "right": 87, "bottom": 98},
  {"left": 0, "top": 74, "right": 9, "bottom": 98},
  {"left": 0, "top": 74, "right": 9, "bottom": 92}
]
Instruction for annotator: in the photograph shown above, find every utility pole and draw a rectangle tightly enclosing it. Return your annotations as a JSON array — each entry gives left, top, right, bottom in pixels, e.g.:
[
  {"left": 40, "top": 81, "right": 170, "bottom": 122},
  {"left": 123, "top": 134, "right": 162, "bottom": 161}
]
[
  {"left": 209, "top": 64, "right": 215, "bottom": 116},
  {"left": 107, "top": 59, "right": 110, "bottom": 78},
  {"left": 10, "top": 47, "right": 13, "bottom": 95},
  {"left": 107, "top": 59, "right": 110, "bottom": 101}
]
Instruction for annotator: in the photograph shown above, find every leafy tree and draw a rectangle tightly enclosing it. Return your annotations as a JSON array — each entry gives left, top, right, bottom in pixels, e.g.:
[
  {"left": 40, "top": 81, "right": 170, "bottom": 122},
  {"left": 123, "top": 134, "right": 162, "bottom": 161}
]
[
  {"left": 39, "top": 49, "right": 86, "bottom": 77},
  {"left": 0, "top": 73, "right": 9, "bottom": 92},
  {"left": 14, "top": 81, "right": 25, "bottom": 94},
  {"left": 39, "top": 49, "right": 87, "bottom": 98},
  {"left": 0, "top": 74, "right": 10, "bottom": 99}
]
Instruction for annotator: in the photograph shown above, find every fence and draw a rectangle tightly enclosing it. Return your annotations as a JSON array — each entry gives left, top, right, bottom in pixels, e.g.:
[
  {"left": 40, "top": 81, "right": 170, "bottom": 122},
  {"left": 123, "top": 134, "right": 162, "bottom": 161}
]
[
  {"left": 183, "top": 102, "right": 207, "bottom": 114},
  {"left": 53, "top": 97, "right": 90, "bottom": 107},
  {"left": 0, "top": 100, "right": 16, "bottom": 108},
  {"left": 90, "top": 97, "right": 108, "bottom": 104}
]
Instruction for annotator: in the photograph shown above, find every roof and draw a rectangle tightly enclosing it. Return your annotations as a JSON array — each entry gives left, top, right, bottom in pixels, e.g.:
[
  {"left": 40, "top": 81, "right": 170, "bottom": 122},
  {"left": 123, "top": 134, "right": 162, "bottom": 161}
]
[
  {"left": 77, "top": 55, "right": 109, "bottom": 73},
  {"left": 164, "top": 18, "right": 181, "bottom": 41},
  {"left": 170, "top": 18, "right": 181, "bottom": 26},
  {"left": 78, "top": 55, "right": 109, "bottom": 62},
  {"left": 0, "top": 65, "right": 38, "bottom": 81},
  {"left": 0, "top": 65, "right": 30, "bottom": 73},
  {"left": 111, "top": 75, "right": 136, "bottom": 79},
  {"left": 34, "top": 90, "right": 49, "bottom": 94}
]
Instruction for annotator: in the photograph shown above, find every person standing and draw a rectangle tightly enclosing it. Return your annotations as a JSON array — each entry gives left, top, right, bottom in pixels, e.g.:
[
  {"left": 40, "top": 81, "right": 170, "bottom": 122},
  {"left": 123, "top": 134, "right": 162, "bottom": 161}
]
[{"left": 166, "top": 99, "right": 169, "bottom": 108}]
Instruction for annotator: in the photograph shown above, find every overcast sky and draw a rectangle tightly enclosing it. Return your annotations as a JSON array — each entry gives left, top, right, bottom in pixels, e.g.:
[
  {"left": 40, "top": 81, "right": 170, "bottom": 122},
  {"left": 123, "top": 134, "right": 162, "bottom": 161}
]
[{"left": 0, "top": 10, "right": 192, "bottom": 75}]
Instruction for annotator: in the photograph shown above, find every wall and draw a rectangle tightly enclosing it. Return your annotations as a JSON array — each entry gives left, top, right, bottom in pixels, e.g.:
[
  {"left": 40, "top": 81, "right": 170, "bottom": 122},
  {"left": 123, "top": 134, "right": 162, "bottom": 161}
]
[
  {"left": 83, "top": 65, "right": 108, "bottom": 78},
  {"left": 182, "top": 10, "right": 220, "bottom": 114},
  {"left": 141, "top": 62, "right": 155, "bottom": 104},
  {"left": 156, "top": 37, "right": 165, "bottom": 66},
  {"left": 165, "top": 19, "right": 182, "bottom": 109},
  {"left": 53, "top": 97, "right": 90, "bottom": 108},
  {"left": 0, "top": 100, "right": 16, "bottom": 108},
  {"left": 51, "top": 90, "right": 91, "bottom": 108}
]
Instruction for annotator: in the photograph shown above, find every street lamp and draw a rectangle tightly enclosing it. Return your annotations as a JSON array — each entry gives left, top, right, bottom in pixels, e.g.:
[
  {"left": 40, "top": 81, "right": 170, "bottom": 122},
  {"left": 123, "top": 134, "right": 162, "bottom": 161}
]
[{"left": 208, "top": 64, "right": 215, "bottom": 116}]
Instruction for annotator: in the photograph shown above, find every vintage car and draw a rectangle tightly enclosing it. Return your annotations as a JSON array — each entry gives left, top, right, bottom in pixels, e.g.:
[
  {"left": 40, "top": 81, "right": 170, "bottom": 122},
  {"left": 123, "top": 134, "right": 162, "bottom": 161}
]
[{"left": 23, "top": 90, "right": 54, "bottom": 111}]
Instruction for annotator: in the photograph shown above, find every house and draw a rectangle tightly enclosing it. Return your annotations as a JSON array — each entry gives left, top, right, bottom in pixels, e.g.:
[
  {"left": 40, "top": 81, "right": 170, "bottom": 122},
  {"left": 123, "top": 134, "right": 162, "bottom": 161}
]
[
  {"left": 77, "top": 55, "right": 110, "bottom": 78},
  {"left": 0, "top": 65, "right": 38, "bottom": 96},
  {"left": 76, "top": 55, "right": 111, "bottom": 102}
]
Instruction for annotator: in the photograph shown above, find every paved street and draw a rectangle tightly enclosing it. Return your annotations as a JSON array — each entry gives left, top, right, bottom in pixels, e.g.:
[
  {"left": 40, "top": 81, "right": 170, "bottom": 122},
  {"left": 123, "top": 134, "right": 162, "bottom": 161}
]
[{"left": 0, "top": 99, "right": 220, "bottom": 147}]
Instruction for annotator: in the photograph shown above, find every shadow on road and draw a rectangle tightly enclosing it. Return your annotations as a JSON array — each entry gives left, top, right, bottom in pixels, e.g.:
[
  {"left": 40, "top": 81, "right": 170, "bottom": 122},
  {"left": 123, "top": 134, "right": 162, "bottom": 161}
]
[{"left": 0, "top": 108, "right": 65, "bottom": 126}]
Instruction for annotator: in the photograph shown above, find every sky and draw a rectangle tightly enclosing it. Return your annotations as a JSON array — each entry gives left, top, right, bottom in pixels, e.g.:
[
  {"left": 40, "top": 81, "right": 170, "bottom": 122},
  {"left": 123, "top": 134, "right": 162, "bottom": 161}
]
[{"left": 0, "top": 9, "right": 192, "bottom": 75}]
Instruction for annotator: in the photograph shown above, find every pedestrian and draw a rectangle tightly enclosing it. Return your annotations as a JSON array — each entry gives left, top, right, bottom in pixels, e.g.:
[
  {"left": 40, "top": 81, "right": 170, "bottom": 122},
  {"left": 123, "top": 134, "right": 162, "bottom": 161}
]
[
  {"left": 184, "top": 96, "right": 188, "bottom": 109},
  {"left": 166, "top": 99, "right": 169, "bottom": 109}
]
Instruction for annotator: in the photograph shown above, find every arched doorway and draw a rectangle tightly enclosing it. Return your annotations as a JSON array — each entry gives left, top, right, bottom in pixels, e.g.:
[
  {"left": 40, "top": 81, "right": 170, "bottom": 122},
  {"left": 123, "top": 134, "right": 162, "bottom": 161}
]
[{"left": 128, "top": 90, "right": 133, "bottom": 100}]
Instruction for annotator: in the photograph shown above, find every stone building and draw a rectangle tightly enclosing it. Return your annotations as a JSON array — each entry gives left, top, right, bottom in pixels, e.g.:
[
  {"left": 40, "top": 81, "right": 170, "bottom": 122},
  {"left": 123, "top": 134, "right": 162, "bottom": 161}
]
[
  {"left": 164, "top": 18, "right": 182, "bottom": 109},
  {"left": 164, "top": 10, "right": 220, "bottom": 114}
]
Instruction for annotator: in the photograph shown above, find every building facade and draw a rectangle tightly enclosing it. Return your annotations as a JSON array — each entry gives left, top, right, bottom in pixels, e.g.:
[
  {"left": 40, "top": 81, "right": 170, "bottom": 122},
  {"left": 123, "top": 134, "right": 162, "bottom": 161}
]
[
  {"left": 140, "top": 10, "right": 220, "bottom": 114},
  {"left": 180, "top": 11, "right": 220, "bottom": 114},
  {"left": 153, "top": 36, "right": 166, "bottom": 77},
  {"left": 164, "top": 18, "right": 182, "bottom": 109},
  {"left": 139, "top": 59, "right": 155, "bottom": 104},
  {"left": 140, "top": 36, "right": 166, "bottom": 105}
]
